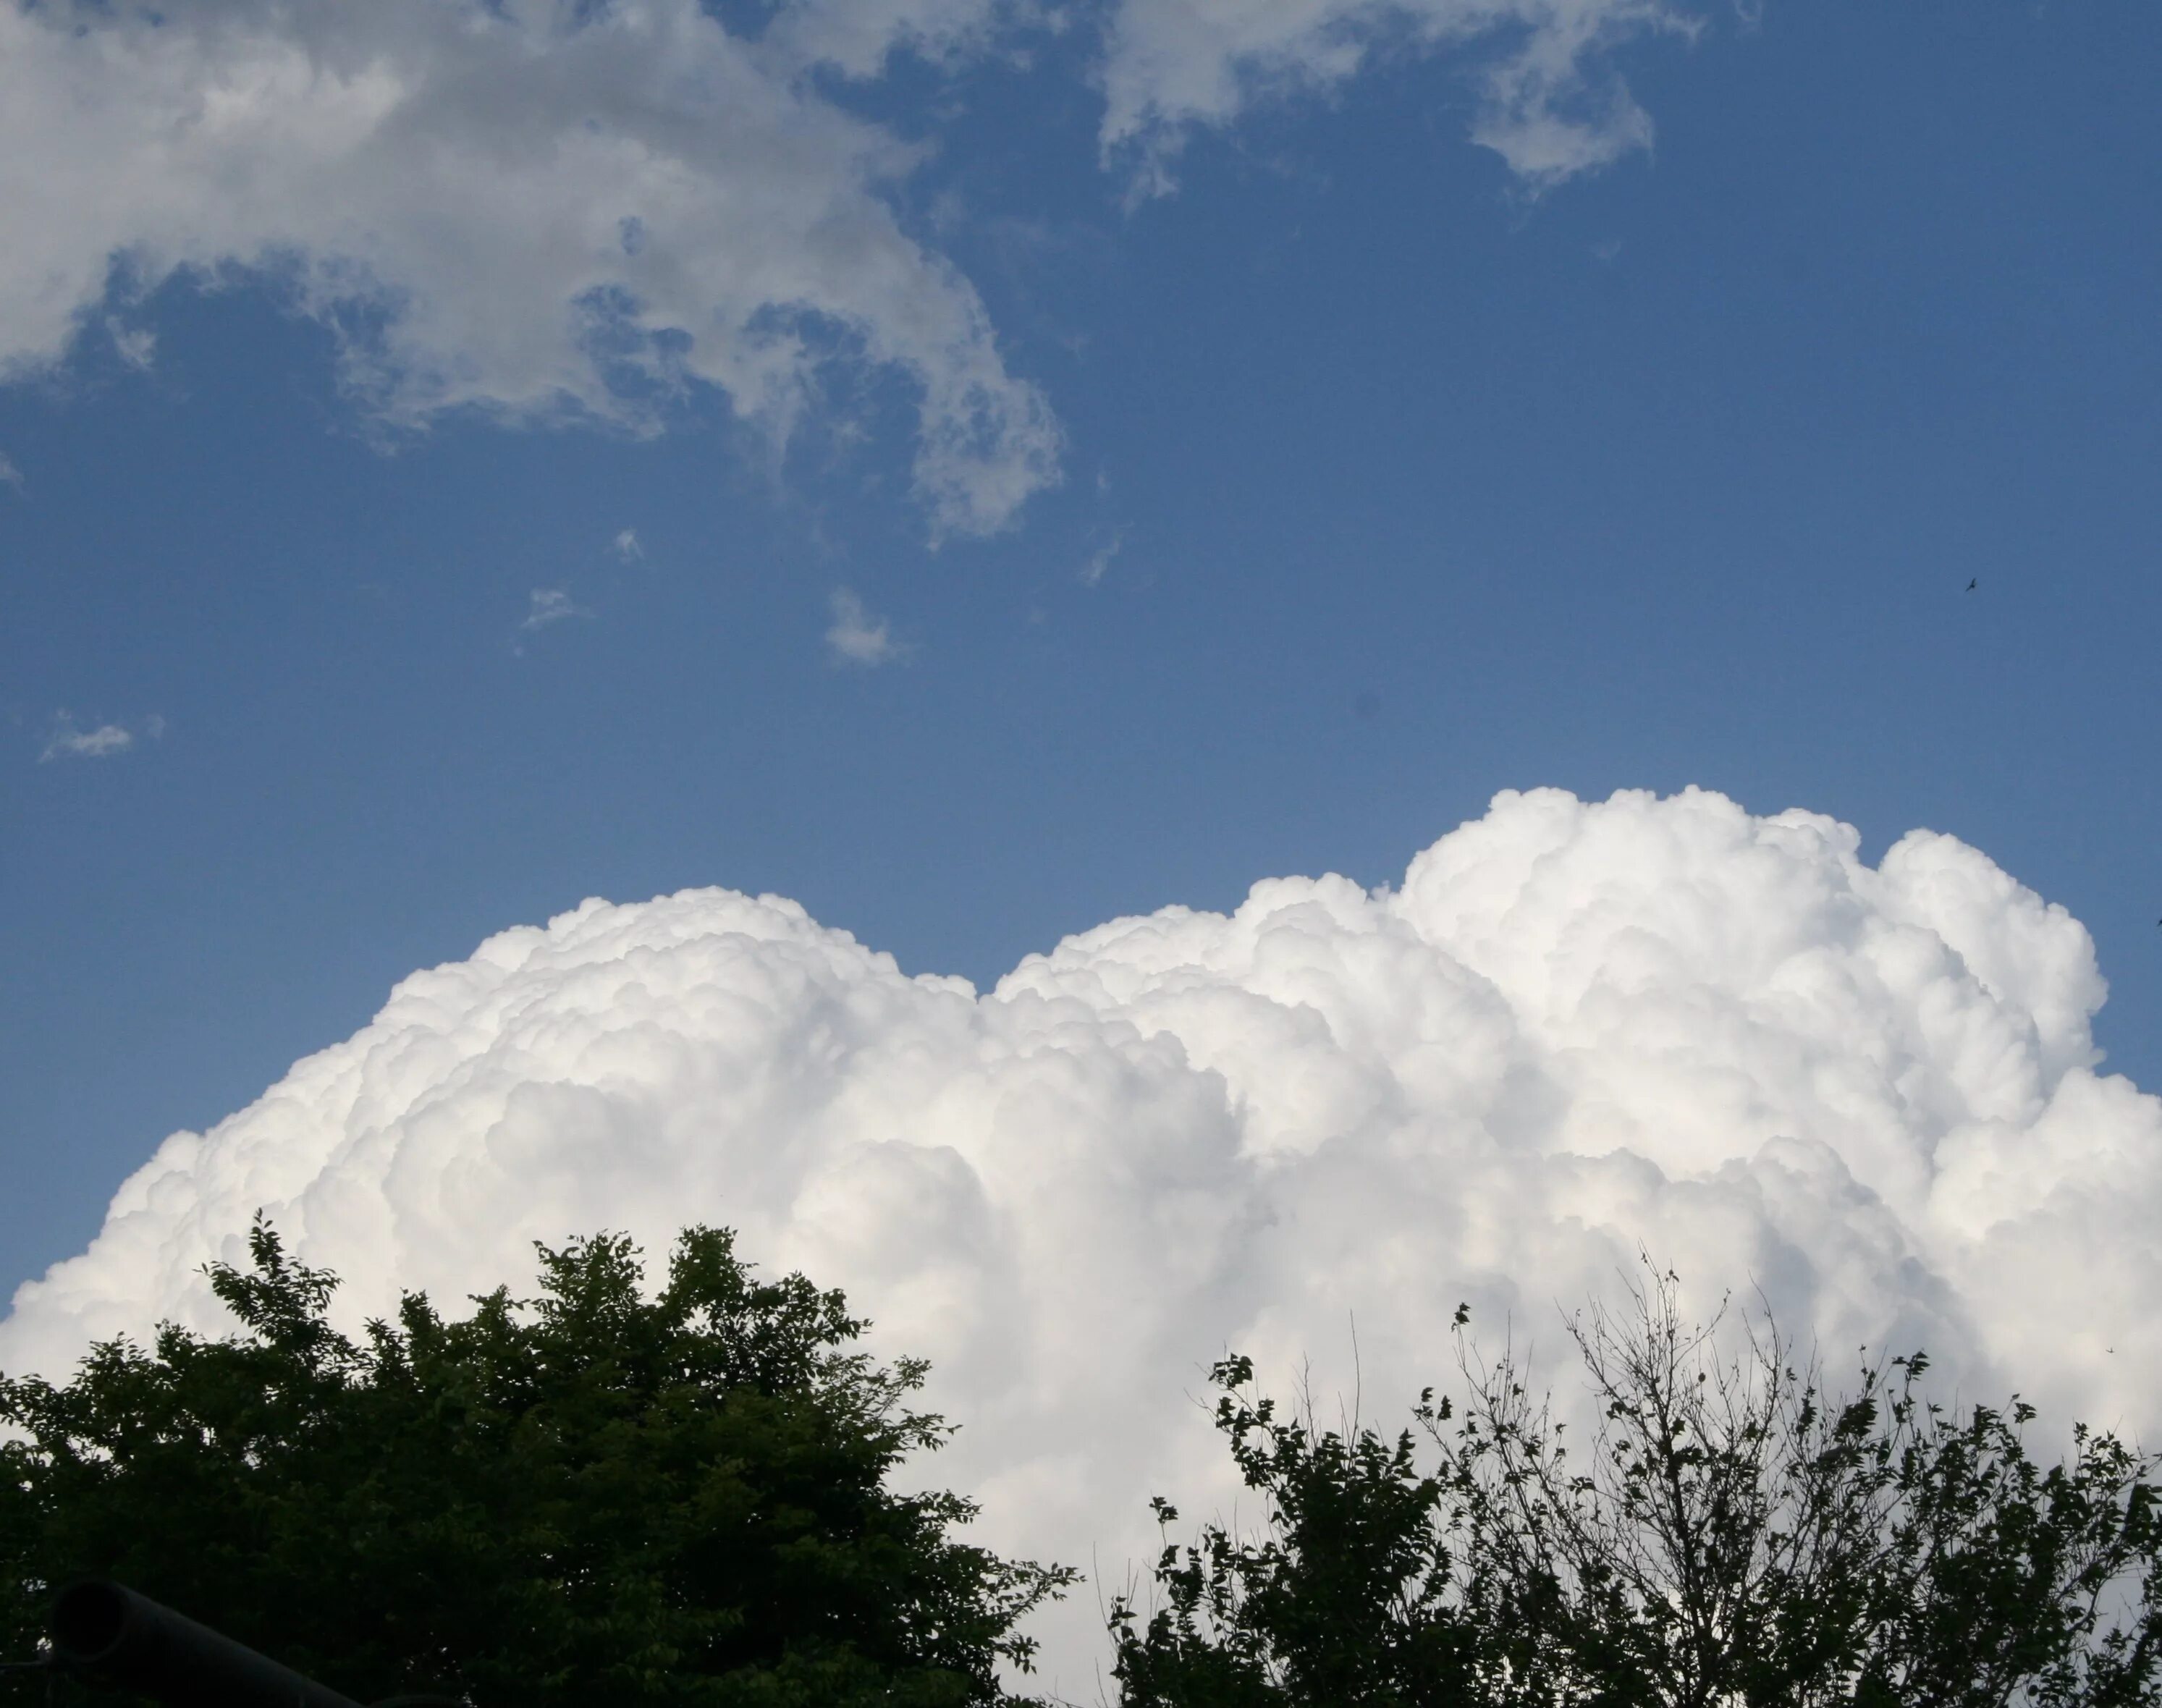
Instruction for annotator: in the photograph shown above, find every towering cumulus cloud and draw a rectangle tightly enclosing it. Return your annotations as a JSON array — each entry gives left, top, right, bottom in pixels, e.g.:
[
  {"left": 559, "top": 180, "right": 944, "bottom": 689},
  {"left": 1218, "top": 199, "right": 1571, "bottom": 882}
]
[
  {"left": 8, "top": 787, "right": 2158, "bottom": 1691},
  {"left": 0, "top": 0, "right": 1057, "bottom": 536}
]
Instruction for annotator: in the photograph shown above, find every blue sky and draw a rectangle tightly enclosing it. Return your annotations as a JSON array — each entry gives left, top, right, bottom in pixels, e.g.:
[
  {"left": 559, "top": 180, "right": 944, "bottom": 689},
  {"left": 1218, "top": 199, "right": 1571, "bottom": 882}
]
[{"left": 4, "top": 0, "right": 2160, "bottom": 1308}]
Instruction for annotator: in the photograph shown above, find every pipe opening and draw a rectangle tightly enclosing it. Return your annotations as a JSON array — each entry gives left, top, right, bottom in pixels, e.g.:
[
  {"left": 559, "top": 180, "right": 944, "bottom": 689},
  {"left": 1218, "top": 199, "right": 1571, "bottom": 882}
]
[{"left": 51, "top": 1581, "right": 130, "bottom": 1666}]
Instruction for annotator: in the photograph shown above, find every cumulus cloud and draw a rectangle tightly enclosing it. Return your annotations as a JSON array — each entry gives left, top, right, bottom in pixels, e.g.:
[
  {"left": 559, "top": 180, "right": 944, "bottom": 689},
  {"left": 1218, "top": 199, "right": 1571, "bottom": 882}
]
[
  {"left": 38, "top": 713, "right": 140, "bottom": 762},
  {"left": 825, "top": 586, "right": 905, "bottom": 664},
  {"left": 612, "top": 528, "right": 643, "bottom": 562},
  {"left": 0, "top": 0, "right": 1058, "bottom": 537},
  {"left": 12, "top": 787, "right": 2156, "bottom": 1691},
  {"left": 1099, "top": 0, "right": 1695, "bottom": 197}
]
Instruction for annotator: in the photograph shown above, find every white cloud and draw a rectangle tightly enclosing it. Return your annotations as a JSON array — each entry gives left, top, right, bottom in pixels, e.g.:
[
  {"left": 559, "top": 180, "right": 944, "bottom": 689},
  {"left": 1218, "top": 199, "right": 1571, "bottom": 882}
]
[
  {"left": 769, "top": 0, "right": 1699, "bottom": 198},
  {"left": 1099, "top": 0, "right": 1695, "bottom": 197},
  {"left": 1080, "top": 526, "right": 1125, "bottom": 587},
  {"left": 825, "top": 586, "right": 905, "bottom": 664},
  {"left": 766, "top": 0, "right": 1023, "bottom": 81},
  {"left": 38, "top": 713, "right": 138, "bottom": 762},
  {"left": 612, "top": 528, "right": 643, "bottom": 562},
  {"left": 0, "top": 0, "right": 1059, "bottom": 537},
  {"left": 14, "top": 786, "right": 2155, "bottom": 1692},
  {"left": 106, "top": 317, "right": 157, "bottom": 372},
  {"left": 0, "top": 0, "right": 1719, "bottom": 541},
  {"left": 518, "top": 588, "right": 593, "bottom": 634},
  {"left": 0, "top": 450, "right": 20, "bottom": 491}
]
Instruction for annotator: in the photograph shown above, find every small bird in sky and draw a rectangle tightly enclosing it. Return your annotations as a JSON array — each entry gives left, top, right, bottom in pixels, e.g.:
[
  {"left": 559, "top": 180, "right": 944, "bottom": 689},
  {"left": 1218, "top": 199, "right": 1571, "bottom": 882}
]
[{"left": 1967, "top": 578, "right": 1978, "bottom": 591}]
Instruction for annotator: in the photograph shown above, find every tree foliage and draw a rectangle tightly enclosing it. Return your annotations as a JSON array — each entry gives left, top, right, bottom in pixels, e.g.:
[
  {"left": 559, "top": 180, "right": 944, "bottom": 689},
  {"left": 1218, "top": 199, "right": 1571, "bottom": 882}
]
[
  {"left": 1107, "top": 1358, "right": 1480, "bottom": 1708},
  {"left": 0, "top": 1218, "right": 1074, "bottom": 1707},
  {"left": 1111, "top": 1268, "right": 2162, "bottom": 1708}
]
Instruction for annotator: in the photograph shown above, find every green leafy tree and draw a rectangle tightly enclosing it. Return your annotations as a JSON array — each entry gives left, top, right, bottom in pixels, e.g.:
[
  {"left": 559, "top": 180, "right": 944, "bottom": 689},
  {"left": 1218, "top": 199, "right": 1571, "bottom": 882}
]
[
  {"left": 0, "top": 1218, "right": 1074, "bottom": 1707},
  {"left": 1107, "top": 1357, "right": 1487, "bottom": 1708},
  {"left": 1112, "top": 1269, "right": 2162, "bottom": 1708}
]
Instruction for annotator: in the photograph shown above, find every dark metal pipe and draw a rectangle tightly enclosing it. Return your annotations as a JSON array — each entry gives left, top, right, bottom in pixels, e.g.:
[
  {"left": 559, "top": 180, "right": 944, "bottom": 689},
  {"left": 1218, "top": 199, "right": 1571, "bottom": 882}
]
[{"left": 49, "top": 1579, "right": 366, "bottom": 1708}]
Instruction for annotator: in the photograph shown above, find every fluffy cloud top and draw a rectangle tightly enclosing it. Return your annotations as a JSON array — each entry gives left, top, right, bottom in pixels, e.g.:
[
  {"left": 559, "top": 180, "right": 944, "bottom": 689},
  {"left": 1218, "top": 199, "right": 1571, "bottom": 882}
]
[
  {"left": 14, "top": 786, "right": 2153, "bottom": 1691},
  {"left": 0, "top": 0, "right": 1057, "bottom": 536}
]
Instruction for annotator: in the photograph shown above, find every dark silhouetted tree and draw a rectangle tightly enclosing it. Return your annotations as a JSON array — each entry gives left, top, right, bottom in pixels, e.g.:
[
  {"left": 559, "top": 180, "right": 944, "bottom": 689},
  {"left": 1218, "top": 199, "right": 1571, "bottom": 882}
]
[
  {"left": 1112, "top": 1266, "right": 2162, "bottom": 1708},
  {"left": 0, "top": 1217, "right": 1074, "bottom": 1707}
]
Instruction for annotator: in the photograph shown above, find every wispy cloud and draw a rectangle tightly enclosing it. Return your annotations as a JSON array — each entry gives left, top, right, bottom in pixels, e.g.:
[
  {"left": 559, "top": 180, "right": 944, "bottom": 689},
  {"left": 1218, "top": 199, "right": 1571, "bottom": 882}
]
[
  {"left": 518, "top": 588, "right": 594, "bottom": 638},
  {"left": 106, "top": 318, "right": 156, "bottom": 371},
  {"left": 1081, "top": 527, "right": 1126, "bottom": 588},
  {"left": 613, "top": 528, "right": 643, "bottom": 562},
  {"left": 825, "top": 588, "right": 904, "bottom": 666},
  {"left": 1099, "top": 0, "right": 1693, "bottom": 200},
  {"left": 0, "top": 451, "right": 21, "bottom": 491},
  {"left": 41, "top": 712, "right": 140, "bottom": 762}
]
